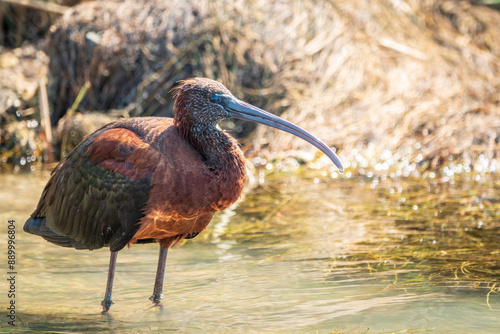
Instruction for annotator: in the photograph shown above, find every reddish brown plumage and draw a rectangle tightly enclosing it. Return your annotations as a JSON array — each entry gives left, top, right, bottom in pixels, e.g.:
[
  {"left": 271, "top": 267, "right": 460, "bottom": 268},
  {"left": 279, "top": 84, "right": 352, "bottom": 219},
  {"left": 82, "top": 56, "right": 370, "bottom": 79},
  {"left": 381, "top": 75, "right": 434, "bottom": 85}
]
[
  {"left": 87, "top": 128, "right": 156, "bottom": 180},
  {"left": 24, "top": 77, "right": 343, "bottom": 311},
  {"left": 25, "top": 78, "right": 247, "bottom": 251},
  {"left": 131, "top": 123, "right": 246, "bottom": 248}
]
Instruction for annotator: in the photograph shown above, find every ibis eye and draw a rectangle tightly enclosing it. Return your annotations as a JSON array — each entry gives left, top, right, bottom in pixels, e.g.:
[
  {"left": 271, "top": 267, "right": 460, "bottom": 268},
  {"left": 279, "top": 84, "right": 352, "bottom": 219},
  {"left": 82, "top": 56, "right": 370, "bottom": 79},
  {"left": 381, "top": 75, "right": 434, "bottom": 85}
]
[{"left": 210, "top": 95, "right": 222, "bottom": 103}]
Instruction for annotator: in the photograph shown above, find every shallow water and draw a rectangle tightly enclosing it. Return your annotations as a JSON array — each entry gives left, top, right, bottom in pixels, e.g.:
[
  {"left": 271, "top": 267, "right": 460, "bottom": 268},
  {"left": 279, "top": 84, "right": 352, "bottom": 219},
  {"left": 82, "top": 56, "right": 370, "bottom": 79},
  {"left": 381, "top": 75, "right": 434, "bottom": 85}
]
[{"left": 0, "top": 169, "right": 498, "bottom": 333}]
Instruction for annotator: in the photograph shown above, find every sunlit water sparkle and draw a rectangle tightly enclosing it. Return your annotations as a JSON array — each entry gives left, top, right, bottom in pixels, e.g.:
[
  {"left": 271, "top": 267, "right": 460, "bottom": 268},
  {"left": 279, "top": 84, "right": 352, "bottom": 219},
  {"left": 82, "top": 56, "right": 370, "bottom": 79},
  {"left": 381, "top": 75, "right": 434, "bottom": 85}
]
[{"left": 0, "top": 170, "right": 498, "bottom": 333}]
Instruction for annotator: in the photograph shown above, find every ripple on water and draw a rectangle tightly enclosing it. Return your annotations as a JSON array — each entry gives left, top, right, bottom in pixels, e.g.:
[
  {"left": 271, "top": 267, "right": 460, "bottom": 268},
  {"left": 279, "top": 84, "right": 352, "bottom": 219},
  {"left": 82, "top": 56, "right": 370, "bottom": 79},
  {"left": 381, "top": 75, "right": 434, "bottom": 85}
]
[{"left": 1, "top": 170, "right": 498, "bottom": 332}]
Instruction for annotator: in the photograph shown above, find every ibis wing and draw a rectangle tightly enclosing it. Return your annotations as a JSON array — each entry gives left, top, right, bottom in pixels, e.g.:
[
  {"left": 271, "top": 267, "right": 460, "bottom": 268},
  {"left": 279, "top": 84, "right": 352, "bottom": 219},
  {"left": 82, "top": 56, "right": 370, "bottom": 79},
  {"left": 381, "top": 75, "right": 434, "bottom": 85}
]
[{"left": 27, "top": 121, "right": 167, "bottom": 252}]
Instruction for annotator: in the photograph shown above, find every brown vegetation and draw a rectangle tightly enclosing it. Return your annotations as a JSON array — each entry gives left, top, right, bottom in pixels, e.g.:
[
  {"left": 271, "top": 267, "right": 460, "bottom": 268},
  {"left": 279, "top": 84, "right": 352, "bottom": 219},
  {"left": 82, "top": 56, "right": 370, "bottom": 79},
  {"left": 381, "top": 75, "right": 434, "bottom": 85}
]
[{"left": 1, "top": 0, "right": 500, "bottom": 173}]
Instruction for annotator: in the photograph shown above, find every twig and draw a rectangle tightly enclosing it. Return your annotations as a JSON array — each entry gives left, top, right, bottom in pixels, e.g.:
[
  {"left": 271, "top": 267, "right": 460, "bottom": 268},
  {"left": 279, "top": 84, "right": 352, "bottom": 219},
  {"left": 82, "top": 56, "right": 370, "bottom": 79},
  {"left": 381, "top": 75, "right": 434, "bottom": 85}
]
[
  {"left": 70, "top": 81, "right": 91, "bottom": 112},
  {"left": 39, "top": 78, "right": 55, "bottom": 163},
  {"left": 60, "top": 81, "right": 91, "bottom": 155},
  {"left": 0, "top": 2, "right": 5, "bottom": 45},
  {"left": 0, "top": 0, "right": 70, "bottom": 15},
  {"left": 379, "top": 38, "right": 428, "bottom": 60}
]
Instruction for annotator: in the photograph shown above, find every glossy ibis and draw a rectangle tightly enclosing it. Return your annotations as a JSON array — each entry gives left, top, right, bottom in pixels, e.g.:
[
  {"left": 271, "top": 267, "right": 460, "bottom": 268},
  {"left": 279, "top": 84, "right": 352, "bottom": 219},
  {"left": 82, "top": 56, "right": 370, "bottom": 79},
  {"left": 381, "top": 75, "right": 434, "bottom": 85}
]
[{"left": 24, "top": 78, "right": 343, "bottom": 312}]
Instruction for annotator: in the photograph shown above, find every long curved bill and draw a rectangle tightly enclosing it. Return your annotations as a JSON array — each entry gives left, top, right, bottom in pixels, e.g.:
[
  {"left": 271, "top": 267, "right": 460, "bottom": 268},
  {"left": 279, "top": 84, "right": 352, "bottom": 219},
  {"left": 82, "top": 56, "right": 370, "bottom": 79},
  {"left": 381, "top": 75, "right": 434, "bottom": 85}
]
[{"left": 225, "top": 97, "right": 344, "bottom": 172}]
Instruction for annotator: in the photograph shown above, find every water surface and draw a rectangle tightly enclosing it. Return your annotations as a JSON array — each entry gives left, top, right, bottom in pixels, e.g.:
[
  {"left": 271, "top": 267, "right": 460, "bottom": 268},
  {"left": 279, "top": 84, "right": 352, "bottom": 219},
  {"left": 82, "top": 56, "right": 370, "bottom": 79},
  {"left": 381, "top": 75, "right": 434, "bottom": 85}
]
[{"left": 0, "top": 169, "right": 498, "bottom": 333}]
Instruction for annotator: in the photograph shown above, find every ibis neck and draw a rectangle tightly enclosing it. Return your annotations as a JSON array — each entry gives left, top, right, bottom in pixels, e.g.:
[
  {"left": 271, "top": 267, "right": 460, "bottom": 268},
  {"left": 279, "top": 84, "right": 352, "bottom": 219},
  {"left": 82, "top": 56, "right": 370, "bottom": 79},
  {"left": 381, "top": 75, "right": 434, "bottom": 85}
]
[{"left": 179, "top": 122, "right": 244, "bottom": 171}]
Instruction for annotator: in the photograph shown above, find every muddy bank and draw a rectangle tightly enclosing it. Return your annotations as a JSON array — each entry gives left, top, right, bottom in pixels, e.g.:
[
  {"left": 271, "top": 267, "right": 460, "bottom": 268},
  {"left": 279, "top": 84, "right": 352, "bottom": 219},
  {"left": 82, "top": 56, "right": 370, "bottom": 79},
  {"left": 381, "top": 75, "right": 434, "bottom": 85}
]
[{"left": 1, "top": 0, "right": 499, "bottom": 173}]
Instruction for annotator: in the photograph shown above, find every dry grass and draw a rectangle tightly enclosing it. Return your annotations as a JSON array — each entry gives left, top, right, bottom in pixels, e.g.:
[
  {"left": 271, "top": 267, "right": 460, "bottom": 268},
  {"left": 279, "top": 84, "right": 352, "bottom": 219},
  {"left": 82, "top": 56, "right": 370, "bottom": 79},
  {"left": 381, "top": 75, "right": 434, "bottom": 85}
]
[
  {"left": 2, "top": 0, "right": 500, "bottom": 171},
  {"left": 248, "top": 0, "right": 500, "bottom": 172}
]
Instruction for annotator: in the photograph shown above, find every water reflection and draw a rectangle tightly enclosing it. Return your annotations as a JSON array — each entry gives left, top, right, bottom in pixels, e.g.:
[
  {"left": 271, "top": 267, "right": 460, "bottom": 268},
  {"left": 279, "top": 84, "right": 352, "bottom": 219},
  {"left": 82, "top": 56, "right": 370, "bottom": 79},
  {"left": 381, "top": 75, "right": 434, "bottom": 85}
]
[{"left": 0, "top": 169, "right": 498, "bottom": 332}]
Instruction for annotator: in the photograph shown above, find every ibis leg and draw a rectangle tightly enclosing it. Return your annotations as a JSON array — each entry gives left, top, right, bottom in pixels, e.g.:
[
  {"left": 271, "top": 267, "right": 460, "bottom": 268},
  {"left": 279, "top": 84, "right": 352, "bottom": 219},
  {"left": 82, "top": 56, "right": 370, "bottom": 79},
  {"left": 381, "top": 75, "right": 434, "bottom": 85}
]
[
  {"left": 101, "top": 251, "right": 118, "bottom": 313},
  {"left": 149, "top": 246, "right": 168, "bottom": 305}
]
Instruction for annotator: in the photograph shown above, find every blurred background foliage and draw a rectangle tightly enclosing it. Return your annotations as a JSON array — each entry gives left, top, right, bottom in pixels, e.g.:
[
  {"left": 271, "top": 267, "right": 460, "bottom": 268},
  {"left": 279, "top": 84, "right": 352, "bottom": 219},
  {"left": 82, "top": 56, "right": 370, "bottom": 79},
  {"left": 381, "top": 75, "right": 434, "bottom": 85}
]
[
  {"left": 0, "top": 0, "right": 499, "bottom": 174},
  {"left": 1, "top": 2, "right": 499, "bottom": 327}
]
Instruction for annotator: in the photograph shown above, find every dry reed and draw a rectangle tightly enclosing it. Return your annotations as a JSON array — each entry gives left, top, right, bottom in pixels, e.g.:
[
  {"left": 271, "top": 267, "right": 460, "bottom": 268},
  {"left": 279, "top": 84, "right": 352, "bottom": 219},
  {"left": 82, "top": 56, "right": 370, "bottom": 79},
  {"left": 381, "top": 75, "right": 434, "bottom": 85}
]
[{"left": 3, "top": 0, "right": 500, "bottom": 171}]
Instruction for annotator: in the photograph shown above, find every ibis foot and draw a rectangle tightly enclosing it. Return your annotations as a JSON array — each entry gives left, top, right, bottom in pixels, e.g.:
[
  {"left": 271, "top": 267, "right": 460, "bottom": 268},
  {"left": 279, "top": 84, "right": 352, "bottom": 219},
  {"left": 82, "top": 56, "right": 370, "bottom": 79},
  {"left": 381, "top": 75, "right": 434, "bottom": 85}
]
[
  {"left": 149, "top": 293, "right": 163, "bottom": 305},
  {"left": 101, "top": 299, "right": 115, "bottom": 313},
  {"left": 149, "top": 247, "right": 168, "bottom": 307}
]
